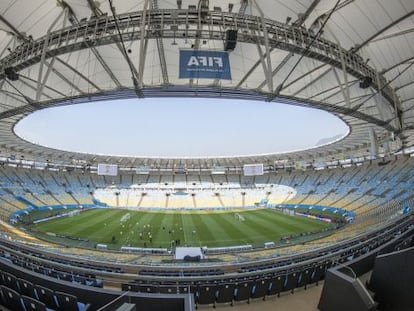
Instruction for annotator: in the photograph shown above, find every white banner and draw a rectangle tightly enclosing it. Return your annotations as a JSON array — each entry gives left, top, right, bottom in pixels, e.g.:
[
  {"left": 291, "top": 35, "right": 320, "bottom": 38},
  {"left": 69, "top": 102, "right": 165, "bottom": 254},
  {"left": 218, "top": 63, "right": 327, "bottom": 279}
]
[
  {"left": 243, "top": 163, "right": 264, "bottom": 176},
  {"left": 97, "top": 163, "right": 118, "bottom": 176}
]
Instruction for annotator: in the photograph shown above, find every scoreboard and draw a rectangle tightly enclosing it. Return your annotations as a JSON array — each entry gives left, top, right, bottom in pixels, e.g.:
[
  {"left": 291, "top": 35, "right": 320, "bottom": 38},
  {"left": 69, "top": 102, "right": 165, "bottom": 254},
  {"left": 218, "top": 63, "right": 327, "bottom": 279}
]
[
  {"left": 97, "top": 163, "right": 118, "bottom": 176},
  {"left": 243, "top": 163, "right": 264, "bottom": 176}
]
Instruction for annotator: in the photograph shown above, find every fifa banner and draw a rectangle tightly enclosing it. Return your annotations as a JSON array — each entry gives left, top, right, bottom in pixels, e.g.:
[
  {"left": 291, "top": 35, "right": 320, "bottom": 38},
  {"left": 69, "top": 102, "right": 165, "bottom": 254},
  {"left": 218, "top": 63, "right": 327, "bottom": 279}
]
[
  {"left": 243, "top": 164, "right": 264, "bottom": 176},
  {"left": 179, "top": 49, "right": 232, "bottom": 80},
  {"left": 97, "top": 163, "right": 118, "bottom": 176}
]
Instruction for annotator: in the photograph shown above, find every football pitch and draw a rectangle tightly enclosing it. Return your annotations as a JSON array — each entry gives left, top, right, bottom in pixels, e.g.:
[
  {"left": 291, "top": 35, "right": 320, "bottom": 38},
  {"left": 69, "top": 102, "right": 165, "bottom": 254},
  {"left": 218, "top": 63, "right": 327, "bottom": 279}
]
[{"left": 32, "top": 208, "right": 335, "bottom": 248}]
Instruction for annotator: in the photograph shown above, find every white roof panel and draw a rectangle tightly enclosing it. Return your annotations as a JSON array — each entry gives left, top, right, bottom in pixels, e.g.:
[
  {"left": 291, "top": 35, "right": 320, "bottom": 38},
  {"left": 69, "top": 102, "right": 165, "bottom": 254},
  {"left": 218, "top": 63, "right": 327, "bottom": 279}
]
[{"left": 0, "top": 0, "right": 412, "bottom": 167}]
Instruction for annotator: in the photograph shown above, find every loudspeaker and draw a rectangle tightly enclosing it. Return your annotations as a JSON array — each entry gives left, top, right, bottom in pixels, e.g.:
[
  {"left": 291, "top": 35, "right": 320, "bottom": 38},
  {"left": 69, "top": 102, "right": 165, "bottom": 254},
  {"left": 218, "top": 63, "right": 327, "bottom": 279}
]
[
  {"left": 359, "top": 76, "right": 372, "bottom": 89},
  {"left": 4, "top": 67, "right": 19, "bottom": 81},
  {"left": 225, "top": 29, "right": 238, "bottom": 51}
]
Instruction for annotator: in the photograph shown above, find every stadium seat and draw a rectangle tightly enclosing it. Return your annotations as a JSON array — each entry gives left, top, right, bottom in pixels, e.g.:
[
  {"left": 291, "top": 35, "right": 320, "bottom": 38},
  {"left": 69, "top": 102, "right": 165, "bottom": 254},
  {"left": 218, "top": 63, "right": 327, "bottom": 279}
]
[
  {"left": 22, "top": 295, "right": 54, "bottom": 311},
  {"left": 251, "top": 278, "right": 270, "bottom": 300},
  {"left": 196, "top": 285, "right": 217, "bottom": 307},
  {"left": 58, "top": 272, "right": 73, "bottom": 282},
  {"left": 17, "top": 278, "right": 37, "bottom": 298},
  {"left": 0, "top": 285, "right": 25, "bottom": 311},
  {"left": 54, "top": 291, "right": 90, "bottom": 311},
  {"left": 297, "top": 268, "right": 313, "bottom": 289},
  {"left": 3, "top": 271, "right": 20, "bottom": 292},
  {"left": 34, "top": 284, "right": 60, "bottom": 310},
  {"left": 158, "top": 285, "right": 177, "bottom": 294},
  {"left": 312, "top": 264, "right": 327, "bottom": 285},
  {"left": 234, "top": 281, "right": 253, "bottom": 303},
  {"left": 268, "top": 275, "right": 285, "bottom": 297},
  {"left": 178, "top": 285, "right": 194, "bottom": 294},
  {"left": 121, "top": 283, "right": 139, "bottom": 292},
  {"left": 284, "top": 272, "right": 300, "bottom": 293},
  {"left": 216, "top": 284, "right": 235, "bottom": 305},
  {"left": 138, "top": 284, "right": 159, "bottom": 293}
]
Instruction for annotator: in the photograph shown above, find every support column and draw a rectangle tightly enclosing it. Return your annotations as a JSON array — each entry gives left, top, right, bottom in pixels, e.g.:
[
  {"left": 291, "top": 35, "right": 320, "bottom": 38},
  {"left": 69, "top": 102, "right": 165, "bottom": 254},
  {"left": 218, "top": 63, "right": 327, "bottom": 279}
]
[
  {"left": 369, "top": 128, "right": 378, "bottom": 158},
  {"left": 383, "top": 139, "right": 391, "bottom": 156}
]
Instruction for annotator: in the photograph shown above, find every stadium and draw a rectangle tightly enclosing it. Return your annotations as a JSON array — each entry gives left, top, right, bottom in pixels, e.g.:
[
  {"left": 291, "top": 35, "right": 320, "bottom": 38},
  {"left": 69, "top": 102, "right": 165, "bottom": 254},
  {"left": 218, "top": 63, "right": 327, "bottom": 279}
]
[{"left": 0, "top": 1, "right": 414, "bottom": 310}]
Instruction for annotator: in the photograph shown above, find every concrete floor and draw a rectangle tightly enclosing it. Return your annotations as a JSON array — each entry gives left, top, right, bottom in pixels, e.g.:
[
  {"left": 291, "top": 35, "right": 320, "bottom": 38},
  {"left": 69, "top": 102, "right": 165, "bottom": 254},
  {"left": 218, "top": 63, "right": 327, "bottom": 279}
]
[{"left": 196, "top": 282, "right": 324, "bottom": 311}]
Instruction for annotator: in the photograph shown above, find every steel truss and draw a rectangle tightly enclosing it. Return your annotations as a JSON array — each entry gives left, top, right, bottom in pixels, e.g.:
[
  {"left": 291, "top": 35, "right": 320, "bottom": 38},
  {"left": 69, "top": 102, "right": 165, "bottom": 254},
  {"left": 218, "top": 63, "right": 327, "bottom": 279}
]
[
  {"left": 0, "top": 9, "right": 395, "bottom": 108},
  {"left": 0, "top": 9, "right": 405, "bottom": 167}
]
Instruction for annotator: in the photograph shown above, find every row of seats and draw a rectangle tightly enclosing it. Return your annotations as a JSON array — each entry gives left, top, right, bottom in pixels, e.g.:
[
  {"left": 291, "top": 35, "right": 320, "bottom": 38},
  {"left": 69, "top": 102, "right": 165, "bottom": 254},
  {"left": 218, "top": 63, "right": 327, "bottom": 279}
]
[
  {"left": 1, "top": 286, "right": 54, "bottom": 311},
  {"left": 124, "top": 266, "right": 325, "bottom": 307},
  {"left": 139, "top": 268, "right": 224, "bottom": 277},
  {"left": 2, "top": 239, "right": 121, "bottom": 275},
  {"left": 1, "top": 251, "right": 104, "bottom": 288},
  {"left": 0, "top": 271, "right": 89, "bottom": 311}
]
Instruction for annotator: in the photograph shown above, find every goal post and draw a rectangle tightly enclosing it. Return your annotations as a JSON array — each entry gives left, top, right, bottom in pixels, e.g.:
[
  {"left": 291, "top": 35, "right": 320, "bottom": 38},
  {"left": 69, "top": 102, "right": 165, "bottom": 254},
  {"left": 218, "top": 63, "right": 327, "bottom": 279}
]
[{"left": 235, "top": 213, "right": 245, "bottom": 221}]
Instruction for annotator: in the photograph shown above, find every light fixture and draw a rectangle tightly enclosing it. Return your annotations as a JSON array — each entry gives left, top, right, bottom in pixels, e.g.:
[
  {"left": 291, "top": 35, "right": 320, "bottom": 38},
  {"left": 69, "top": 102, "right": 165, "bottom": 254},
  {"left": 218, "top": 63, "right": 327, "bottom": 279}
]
[{"left": 228, "top": 3, "right": 234, "bottom": 12}]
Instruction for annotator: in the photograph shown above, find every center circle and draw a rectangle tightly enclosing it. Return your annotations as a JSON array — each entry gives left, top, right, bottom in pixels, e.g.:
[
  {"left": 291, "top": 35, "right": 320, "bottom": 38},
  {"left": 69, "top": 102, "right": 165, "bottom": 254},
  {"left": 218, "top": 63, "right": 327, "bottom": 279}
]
[{"left": 14, "top": 98, "right": 348, "bottom": 158}]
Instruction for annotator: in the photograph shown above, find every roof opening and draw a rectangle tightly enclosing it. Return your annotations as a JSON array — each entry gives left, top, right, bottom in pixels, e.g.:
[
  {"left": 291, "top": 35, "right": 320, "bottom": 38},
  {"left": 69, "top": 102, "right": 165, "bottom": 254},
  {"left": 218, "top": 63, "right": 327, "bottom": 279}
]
[{"left": 14, "top": 98, "right": 348, "bottom": 158}]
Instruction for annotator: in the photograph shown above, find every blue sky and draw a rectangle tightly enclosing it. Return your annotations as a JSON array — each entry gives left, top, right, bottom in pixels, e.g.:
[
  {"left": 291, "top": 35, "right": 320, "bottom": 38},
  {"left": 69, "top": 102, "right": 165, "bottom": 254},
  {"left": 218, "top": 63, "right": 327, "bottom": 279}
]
[{"left": 14, "top": 98, "right": 349, "bottom": 157}]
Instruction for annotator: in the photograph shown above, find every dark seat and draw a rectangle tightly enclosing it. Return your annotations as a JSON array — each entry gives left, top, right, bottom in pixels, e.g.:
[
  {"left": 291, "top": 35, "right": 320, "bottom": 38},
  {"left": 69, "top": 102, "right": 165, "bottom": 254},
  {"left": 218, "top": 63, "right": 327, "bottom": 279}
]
[
  {"left": 34, "top": 284, "right": 59, "bottom": 310},
  {"left": 121, "top": 283, "right": 139, "bottom": 292},
  {"left": 196, "top": 285, "right": 217, "bottom": 307},
  {"left": 17, "top": 278, "right": 37, "bottom": 298},
  {"left": 138, "top": 284, "right": 159, "bottom": 293},
  {"left": 22, "top": 295, "right": 54, "bottom": 311},
  {"left": 285, "top": 271, "right": 300, "bottom": 293},
  {"left": 1, "top": 285, "right": 25, "bottom": 311},
  {"left": 2, "top": 271, "right": 20, "bottom": 292},
  {"left": 268, "top": 275, "right": 285, "bottom": 297},
  {"left": 178, "top": 285, "right": 194, "bottom": 294},
  {"left": 312, "top": 264, "right": 327, "bottom": 285},
  {"left": 251, "top": 278, "right": 270, "bottom": 300},
  {"left": 158, "top": 285, "right": 177, "bottom": 294},
  {"left": 297, "top": 268, "right": 313, "bottom": 289},
  {"left": 58, "top": 272, "right": 73, "bottom": 282},
  {"left": 216, "top": 283, "right": 235, "bottom": 305},
  {"left": 55, "top": 291, "right": 90, "bottom": 311},
  {"left": 234, "top": 281, "right": 253, "bottom": 303}
]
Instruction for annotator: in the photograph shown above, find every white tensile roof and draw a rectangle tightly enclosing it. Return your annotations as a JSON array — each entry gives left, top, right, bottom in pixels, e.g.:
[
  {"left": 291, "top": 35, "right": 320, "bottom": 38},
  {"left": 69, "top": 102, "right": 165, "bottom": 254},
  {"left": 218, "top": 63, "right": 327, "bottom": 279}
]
[{"left": 0, "top": 0, "right": 413, "bottom": 168}]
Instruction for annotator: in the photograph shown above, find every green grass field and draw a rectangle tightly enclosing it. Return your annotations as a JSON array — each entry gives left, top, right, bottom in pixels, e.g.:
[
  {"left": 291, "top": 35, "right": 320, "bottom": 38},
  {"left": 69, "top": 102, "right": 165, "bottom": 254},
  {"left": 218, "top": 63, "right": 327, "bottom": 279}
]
[{"left": 30, "top": 208, "right": 335, "bottom": 248}]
